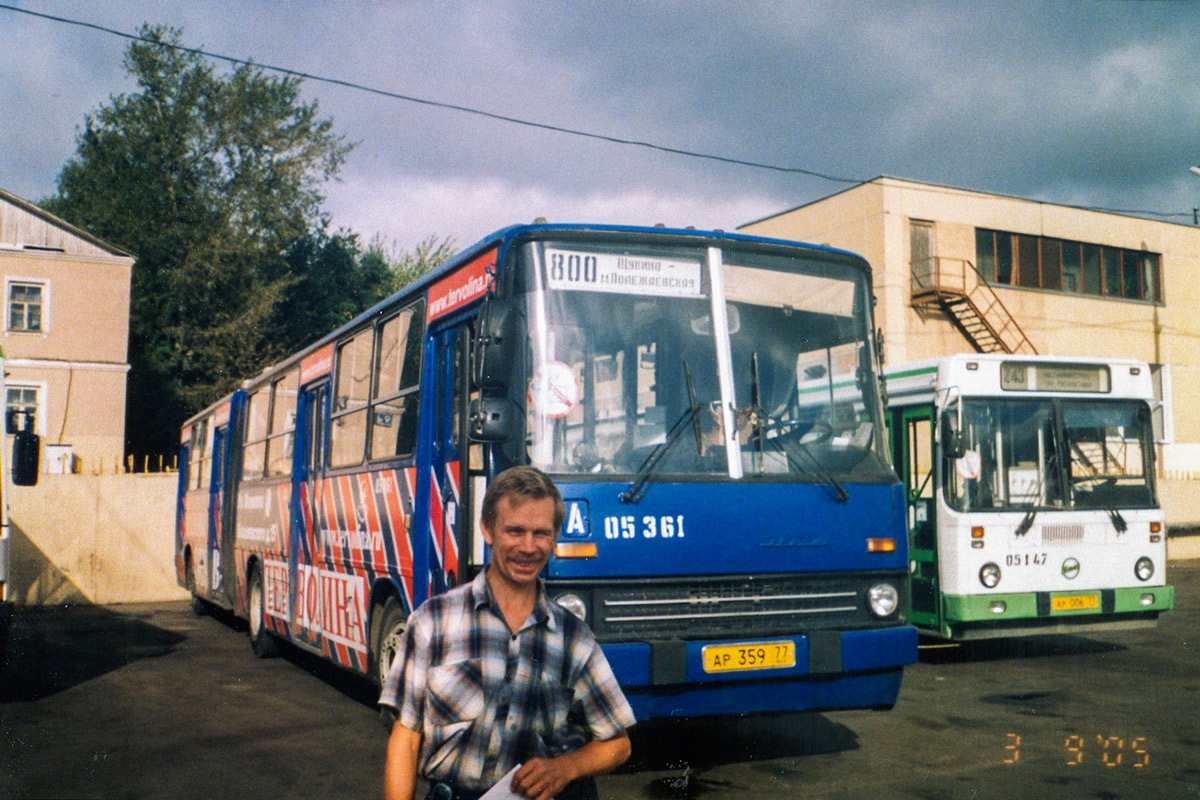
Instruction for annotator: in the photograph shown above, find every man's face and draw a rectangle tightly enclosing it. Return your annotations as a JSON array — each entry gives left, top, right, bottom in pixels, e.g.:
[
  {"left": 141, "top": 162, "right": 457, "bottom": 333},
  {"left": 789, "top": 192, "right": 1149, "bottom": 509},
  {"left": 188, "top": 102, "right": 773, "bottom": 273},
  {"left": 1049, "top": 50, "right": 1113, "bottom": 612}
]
[{"left": 482, "top": 495, "right": 558, "bottom": 591}]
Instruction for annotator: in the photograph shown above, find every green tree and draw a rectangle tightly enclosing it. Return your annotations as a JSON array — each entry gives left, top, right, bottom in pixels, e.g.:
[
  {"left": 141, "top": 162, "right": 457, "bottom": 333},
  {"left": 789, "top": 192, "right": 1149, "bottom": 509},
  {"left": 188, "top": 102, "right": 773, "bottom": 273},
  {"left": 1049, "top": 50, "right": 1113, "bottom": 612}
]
[
  {"left": 272, "top": 232, "right": 454, "bottom": 355},
  {"left": 42, "top": 25, "right": 352, "bottom": 460},
  {"left": 378, "top": 234, "right": 457, "bottom": 291},
  {"left": 275, "top": 230, "right": 394, "bottom": 351}
]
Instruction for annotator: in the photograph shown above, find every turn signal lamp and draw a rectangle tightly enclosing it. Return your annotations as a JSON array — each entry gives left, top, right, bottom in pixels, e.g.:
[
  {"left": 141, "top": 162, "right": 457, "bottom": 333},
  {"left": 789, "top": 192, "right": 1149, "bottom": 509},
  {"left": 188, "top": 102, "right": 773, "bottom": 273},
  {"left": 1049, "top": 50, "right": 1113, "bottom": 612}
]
[
  {"left": 1150, "top": 521, "right": 1163, "bottom": 543},
  {"left": 971, "top": 526, "right": 985, "bottom": 549},
  {"left": 867, "top": 538, "right": 896, "bottom": 553},
  {"left": 554, "top": 542, "right": 597, "bottom": 559}
]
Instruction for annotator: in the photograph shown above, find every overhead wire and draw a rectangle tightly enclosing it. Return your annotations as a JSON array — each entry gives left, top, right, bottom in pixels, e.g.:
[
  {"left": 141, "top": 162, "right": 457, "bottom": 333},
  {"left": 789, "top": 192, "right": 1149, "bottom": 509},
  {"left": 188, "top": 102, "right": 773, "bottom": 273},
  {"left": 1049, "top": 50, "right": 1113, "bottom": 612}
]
[
  {"left": 2, "top": 2, "right": 1196, "bottom": 224},
  {"left": 0, "top": 3, "right": 859, "bottom": 184}
]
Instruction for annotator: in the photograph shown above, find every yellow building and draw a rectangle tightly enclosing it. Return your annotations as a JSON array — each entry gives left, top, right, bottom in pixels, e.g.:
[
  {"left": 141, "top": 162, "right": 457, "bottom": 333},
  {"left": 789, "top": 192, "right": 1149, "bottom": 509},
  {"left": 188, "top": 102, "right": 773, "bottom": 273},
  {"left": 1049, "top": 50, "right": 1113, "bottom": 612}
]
[
  {"left": 740, "top": 176, "right": 1200, "bottom": 526},
  {"left": 0, "top": 188, "right": 134, "bottom": 473}
]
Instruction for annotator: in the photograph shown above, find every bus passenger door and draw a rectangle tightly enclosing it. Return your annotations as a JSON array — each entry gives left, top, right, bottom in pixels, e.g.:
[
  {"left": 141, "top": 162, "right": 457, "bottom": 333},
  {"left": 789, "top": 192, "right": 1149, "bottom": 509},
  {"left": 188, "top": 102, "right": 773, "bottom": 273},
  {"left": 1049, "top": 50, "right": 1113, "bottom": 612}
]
[
  {"left": 291, "top": 380, "right": 328, "bottom": 650},
  {"left": 430, "top": 326, "right": 469, "bottom": 592},
  {"left": 899, "top": 405, "right": 940, "bottom": 630},
  {"left": 208, "top": 425, "right": 229, "bottom": 604}
]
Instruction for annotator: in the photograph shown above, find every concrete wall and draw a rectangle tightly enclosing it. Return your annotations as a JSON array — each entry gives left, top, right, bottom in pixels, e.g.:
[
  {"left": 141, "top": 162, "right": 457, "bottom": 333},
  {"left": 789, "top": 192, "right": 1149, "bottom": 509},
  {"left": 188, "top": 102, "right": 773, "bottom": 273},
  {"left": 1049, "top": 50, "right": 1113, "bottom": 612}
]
[{"left": 6, "top": 473, "right": 187, "bottom": 605}]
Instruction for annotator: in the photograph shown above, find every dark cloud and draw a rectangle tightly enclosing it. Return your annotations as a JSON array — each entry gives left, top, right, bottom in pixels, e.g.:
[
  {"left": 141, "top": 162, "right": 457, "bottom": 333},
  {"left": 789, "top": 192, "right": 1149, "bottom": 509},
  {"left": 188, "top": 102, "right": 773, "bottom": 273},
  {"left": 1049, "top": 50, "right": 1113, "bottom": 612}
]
[{"left": 3, "top": 0, "right": 1199, "bottom": 248}]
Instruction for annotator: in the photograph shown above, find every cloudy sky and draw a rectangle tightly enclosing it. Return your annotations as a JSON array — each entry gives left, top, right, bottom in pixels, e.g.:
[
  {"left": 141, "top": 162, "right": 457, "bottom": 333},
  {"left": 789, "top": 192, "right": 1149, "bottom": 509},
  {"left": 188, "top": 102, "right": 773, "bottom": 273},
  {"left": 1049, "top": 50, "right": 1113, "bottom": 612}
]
[{"left": 3, "top": 1, "right": 1200, "bottom": 255}]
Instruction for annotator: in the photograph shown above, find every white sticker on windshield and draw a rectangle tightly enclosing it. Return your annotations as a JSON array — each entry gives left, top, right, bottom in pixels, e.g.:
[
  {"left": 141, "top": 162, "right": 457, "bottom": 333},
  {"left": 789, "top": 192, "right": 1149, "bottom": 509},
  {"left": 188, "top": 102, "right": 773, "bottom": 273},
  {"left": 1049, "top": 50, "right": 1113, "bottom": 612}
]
[
  {"left": 527, "top": 361, "right": 580, "bottom": 418},
  {"left": 545, "top": 248, "right": 702, "bottom": 297}
]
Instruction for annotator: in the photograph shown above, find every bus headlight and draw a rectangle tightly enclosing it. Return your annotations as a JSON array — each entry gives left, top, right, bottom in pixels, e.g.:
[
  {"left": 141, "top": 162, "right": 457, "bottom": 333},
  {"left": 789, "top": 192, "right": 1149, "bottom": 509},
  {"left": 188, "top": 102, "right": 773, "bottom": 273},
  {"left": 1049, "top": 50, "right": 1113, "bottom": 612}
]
[
  {"left": 554, "top": 593, "right": 587, "bottom": 621},
  {"left": 979, "top": 563, "right": 1002, "bottom": 589},
  {"left": 867, "top": 583, "right": 899, "bottom": 618},
  {"left": 1134, "top": 557, "right": 1155, "bottom": 582}
]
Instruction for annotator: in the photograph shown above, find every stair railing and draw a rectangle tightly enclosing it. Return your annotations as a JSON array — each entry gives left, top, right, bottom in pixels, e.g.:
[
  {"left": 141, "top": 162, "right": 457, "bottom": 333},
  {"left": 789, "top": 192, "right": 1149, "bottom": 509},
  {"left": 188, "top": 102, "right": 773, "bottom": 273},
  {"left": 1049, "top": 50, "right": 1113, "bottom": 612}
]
[{"left": 910, "top": 257, "right": 1037, "bottom": 355}]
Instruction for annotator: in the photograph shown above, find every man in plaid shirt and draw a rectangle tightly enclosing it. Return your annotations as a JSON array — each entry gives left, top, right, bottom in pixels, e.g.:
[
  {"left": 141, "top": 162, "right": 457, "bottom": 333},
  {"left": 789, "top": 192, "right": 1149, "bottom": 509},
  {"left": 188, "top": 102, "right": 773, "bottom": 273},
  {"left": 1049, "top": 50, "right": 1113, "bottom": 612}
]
[{"left": 381, "top": 466, "right": 635, "bottom": 800}]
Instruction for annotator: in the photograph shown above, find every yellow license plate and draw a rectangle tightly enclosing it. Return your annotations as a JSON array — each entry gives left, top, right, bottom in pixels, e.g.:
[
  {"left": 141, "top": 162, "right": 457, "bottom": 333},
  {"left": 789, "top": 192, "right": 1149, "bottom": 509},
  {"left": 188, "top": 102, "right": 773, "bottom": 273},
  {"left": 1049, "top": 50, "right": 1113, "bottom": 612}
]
[
  {"left": 702, "top": 641, "right": 796, "bottom": 673},
  {"left": 1051, "top": 593, "right": 1100, "bottom": 612}
]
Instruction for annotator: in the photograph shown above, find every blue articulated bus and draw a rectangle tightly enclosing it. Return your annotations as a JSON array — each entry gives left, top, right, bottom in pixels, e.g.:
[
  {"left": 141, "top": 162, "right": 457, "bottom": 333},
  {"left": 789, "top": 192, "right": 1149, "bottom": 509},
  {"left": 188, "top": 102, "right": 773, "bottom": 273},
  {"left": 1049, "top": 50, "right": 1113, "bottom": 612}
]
[{"left": 176, "top": 223, "right": 917, "bottom": 719}]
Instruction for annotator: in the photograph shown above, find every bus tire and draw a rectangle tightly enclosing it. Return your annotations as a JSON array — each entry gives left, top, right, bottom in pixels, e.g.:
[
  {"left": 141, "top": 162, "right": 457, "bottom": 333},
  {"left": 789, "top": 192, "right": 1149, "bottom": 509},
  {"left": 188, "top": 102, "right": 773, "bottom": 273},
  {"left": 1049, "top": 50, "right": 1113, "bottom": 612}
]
[
  {"left": 248, "top": 565, "right": 278, "bottom": 658},
  {"left": 186, "top": 560, "right": 207, "bottom": 616},
  {"left": 372, "top": 597, "right": 406, "bottom": 692}
]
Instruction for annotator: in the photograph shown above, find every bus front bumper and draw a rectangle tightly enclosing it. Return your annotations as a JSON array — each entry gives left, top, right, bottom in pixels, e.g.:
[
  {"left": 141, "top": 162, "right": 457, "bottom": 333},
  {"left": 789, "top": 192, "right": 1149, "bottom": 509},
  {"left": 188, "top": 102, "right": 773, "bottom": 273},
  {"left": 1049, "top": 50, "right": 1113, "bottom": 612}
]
[
  {"left": 602, "top": 625, "right": 917, "bottom": 719},
  {"left": 939, "top": 585, "right": 1174, "bottom": 639}
]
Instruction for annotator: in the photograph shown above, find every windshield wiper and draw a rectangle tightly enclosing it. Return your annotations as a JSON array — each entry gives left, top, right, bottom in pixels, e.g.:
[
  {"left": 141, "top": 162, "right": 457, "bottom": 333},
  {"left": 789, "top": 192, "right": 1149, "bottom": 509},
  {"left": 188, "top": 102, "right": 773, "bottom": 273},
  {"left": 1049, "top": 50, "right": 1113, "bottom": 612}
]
[
  {"left": 1094, "top": 479, "right": 1129, "bottom": 533},
  {"left": 752, "top": 416, "right": 849, "bottom": 503},
  {"left": 745, "top": 352, "right": 847, "bottom": 501},
  {"left": 781, "top": 436, "right": 850, "bottom": 503},
  {"left": 620, "top": 362, "right": 704, "bottom": 504}
]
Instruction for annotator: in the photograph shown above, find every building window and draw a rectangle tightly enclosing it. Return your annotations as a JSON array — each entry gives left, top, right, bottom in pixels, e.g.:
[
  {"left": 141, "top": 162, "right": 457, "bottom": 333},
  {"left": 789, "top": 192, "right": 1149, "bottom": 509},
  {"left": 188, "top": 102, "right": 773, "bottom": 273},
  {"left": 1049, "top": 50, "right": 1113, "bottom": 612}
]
[
  {"left": 8, "top": 282, "right": 44, "bottom": 332},
  {"left": 5, "top": 385, "right": 39, "bottom": 434},
  {"left": 975, "top": 229, "right": 1160, "bottom": 302}
]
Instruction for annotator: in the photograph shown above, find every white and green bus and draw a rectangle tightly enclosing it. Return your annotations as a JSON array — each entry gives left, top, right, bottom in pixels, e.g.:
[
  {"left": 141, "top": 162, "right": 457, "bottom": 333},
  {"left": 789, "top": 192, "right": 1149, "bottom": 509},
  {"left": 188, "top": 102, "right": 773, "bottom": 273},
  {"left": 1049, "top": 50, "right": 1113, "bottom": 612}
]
[{"left": 885, "top": 354, "right": 1173, "bottom": 640}]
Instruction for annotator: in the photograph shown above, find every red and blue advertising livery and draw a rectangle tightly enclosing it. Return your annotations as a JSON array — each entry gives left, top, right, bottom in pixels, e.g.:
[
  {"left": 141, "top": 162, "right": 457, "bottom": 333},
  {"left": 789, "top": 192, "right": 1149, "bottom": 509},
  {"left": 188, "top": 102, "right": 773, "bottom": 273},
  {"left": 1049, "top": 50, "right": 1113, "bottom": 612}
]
[{"left": 175, "top": 223, "right": 917, "bottom": 718}]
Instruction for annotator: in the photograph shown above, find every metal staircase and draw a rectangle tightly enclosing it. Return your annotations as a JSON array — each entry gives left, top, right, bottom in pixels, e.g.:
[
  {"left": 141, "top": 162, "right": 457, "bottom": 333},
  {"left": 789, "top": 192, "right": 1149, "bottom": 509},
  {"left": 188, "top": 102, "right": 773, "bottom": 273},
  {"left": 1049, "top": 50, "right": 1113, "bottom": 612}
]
[{"left": 910, "top": 257, "right": 1037, "bottom": 355}]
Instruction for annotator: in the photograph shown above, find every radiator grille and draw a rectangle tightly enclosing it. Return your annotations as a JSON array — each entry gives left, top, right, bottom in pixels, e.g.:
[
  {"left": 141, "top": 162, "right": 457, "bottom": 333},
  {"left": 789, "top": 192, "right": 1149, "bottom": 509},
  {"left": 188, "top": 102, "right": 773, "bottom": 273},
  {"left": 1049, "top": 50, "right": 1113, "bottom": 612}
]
[
  {"left": 549, "top": 573, "right": 905, "bottom": 640},
  {"left": 1042, "top": 524, "right": 1085, "bottom": 544}
]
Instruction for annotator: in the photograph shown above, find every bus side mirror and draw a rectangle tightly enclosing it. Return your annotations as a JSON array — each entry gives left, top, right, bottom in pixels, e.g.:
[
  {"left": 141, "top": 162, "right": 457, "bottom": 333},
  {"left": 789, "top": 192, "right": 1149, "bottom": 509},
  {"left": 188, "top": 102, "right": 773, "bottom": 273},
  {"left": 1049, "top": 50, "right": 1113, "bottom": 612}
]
[
  {"left": 468, "top": 397, "right": 520, "bottom": 443},
  {"left": 474, "top": 297, "right": 519, "bottom": 390},
  {"left": 13, "top": 429, "right": 40, "bottom": 486},
  {"left": 940, "top": 417, "right": 964, "bottom": 460}
]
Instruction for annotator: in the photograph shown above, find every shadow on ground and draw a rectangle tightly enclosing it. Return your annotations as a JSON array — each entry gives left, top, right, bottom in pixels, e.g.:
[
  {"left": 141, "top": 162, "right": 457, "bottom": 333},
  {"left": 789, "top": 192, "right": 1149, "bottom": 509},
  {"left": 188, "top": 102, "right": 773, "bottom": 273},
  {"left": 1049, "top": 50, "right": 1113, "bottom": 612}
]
[
  {"left": 0, "top": 604, "right": 186, "bottom": 702},
  {"left": 623, "top": 712, "right": 858, "bottom": 796},
  {"left": 919, "top": 633, "right": 1127, "bottom": 666},
  {"left": 199, "top": 602, "right": 381, "bottom": 710}
]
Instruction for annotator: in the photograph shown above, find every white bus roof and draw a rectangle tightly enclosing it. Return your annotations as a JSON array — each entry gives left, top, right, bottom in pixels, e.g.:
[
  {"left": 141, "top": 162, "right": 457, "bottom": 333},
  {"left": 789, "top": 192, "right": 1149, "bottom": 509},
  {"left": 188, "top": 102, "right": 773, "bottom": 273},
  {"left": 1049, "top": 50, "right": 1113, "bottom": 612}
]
[{"left": 885, "top": 353, "right": 1154, "bottom": 406}]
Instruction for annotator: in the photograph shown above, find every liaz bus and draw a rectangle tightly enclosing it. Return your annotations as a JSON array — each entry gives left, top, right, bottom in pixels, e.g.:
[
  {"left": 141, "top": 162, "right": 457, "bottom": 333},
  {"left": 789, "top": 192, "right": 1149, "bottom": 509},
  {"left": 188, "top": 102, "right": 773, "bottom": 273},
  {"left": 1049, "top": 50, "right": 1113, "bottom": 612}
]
[
  {"left": 885, "top": 354, "right": 1174, "bottom": 641},
  {"left": 176, "top": 223, "right": 917, "bottom": 719}
]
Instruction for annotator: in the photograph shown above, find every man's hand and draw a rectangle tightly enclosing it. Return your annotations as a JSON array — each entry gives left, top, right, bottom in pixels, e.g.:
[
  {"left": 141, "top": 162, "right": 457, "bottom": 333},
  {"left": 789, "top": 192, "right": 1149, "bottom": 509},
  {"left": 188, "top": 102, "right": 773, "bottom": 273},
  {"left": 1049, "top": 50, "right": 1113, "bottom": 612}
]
[
  {"left": 511, "top": 757, "right": 575, "bottom": 800},
  {"left": 511, "top": 732, "right": 632, "bottom": 800}
]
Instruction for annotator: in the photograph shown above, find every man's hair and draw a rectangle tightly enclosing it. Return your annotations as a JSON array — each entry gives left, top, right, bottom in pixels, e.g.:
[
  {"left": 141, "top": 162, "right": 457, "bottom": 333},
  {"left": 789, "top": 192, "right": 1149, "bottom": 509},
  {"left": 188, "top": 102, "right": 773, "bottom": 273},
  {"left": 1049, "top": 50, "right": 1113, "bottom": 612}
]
[{"left": 480, "top": 466, "right": 566, "bottom": 532}]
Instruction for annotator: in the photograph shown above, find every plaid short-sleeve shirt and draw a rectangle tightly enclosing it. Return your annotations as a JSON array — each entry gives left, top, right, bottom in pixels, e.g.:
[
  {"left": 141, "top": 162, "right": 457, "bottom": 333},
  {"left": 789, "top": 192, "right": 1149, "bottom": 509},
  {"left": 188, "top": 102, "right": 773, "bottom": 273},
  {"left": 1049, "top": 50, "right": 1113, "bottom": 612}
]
[{"left": 379, "top": 570, "right": 636, "bottom": 791}]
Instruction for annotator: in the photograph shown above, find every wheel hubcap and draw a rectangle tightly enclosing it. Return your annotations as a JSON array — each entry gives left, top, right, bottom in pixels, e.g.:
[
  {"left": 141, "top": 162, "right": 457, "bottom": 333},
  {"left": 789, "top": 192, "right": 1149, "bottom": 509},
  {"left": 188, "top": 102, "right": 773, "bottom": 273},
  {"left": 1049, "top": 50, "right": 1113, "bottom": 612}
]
[
  {"left": 250, "top": 581, "right": 263, "bottom": 637},
  {"left": 379, "top": 623, "right": 404, "bottom": 684}
]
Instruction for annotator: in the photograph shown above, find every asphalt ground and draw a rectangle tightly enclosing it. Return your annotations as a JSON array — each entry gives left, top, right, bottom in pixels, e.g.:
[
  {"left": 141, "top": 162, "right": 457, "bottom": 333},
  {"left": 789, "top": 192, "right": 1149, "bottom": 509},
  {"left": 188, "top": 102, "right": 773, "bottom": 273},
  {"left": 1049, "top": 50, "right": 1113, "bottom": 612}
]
[{"left": 2, "top": 563, "right": 1197, "bottom": 800}]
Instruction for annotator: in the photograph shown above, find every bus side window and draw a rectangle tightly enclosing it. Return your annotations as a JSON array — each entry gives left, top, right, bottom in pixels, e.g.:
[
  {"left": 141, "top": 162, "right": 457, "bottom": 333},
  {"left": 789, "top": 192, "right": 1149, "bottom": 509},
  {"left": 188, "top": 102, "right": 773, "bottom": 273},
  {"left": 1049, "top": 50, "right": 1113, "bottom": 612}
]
[
  {"left": 371, "top": 303, "right": 425, "bottom": 461},
  {"left": 331, "top": 331, "right": 372, "bottom": 468},
  {"left": 267, "top": 370, "right": 299, "bottom": 478},
  {"left": 243, "top": 389, "right": 269, "bottom": 480}
]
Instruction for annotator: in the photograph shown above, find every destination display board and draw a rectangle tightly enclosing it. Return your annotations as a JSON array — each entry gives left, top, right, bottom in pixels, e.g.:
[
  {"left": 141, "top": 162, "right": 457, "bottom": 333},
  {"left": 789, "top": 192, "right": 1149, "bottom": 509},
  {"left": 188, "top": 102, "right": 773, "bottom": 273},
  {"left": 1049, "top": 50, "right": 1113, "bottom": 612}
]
[{"left": 1000, "top": 362, "right": 1111, "bottom": 393}]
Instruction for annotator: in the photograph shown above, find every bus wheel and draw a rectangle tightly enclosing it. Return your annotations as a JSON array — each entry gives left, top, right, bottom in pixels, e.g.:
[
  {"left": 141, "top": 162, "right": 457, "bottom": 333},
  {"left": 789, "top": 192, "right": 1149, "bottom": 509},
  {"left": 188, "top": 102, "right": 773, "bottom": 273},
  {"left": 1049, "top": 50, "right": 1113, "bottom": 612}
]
[
  {"left": 372, "top": 597, "right": 406, "bottom": 691},
  {"left": 186, "top": 558, "right": 206, "bottom": 616},
  {"left": 248, "top": 566, "right": 278, "bottom": 658}
]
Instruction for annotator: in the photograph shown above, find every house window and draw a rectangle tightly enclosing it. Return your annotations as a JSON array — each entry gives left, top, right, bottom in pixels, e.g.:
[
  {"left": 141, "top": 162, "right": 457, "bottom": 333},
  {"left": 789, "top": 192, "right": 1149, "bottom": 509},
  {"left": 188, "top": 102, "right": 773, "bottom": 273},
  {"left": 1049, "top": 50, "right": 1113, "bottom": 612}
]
[
  {"left": 975, "top": 229, "right": 1160, "bottom": 302},
  {"left": 5, "top": 385, "right": 39, "bottom": 434},
  {"left": 8, "top": 282, "right": 44, "bottom": 332}
]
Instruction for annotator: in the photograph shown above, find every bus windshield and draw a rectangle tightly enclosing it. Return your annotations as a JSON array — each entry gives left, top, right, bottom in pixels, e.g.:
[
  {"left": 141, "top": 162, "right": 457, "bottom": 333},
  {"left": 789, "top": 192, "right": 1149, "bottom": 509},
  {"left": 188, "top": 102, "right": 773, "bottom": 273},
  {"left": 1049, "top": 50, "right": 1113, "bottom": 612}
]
[
  {"left": 944, "top": 399, "right": 1154, "bottom": 512},
  {"left": 517, "top": 239, "right": 891, "bottom": 480}
]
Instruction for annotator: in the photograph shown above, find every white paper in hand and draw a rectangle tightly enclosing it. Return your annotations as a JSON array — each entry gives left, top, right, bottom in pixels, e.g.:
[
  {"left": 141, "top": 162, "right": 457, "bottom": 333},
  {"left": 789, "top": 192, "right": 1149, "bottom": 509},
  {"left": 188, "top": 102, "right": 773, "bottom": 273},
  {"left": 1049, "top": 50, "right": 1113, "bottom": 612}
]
[{"left": 478, "top": 763, "right": 523, "bottom": 800}]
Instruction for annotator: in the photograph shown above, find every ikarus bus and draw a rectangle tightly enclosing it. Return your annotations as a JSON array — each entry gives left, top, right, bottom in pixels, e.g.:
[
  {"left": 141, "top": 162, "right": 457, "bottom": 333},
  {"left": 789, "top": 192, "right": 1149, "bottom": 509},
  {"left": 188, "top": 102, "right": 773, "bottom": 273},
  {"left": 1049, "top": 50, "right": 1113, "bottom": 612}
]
[
  {"left": 885, "top": 354, "right": 1174, "bottom": 640},
  {"left": 177, "top": 223, "right": 917, "bottom": 719}
]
